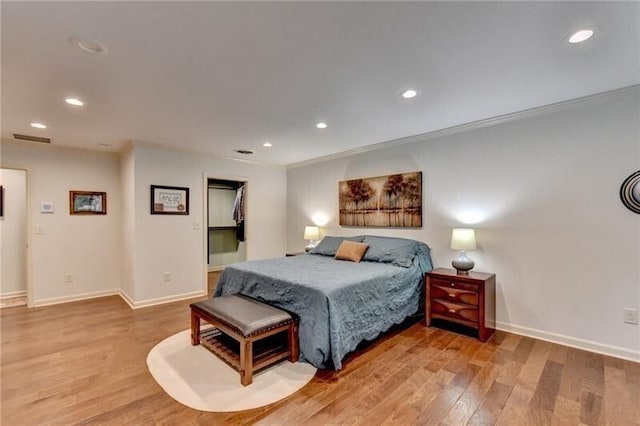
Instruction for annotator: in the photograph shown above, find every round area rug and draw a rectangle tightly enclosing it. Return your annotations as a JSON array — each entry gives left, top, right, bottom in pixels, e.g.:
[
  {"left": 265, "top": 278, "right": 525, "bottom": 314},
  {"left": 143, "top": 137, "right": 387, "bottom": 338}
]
[{"left": 146, "top": 330, "right": 317, "bottom": 412}]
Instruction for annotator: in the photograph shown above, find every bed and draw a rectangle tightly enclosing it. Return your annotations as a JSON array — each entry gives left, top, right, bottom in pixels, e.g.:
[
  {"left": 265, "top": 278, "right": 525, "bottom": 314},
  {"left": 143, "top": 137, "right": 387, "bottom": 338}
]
[{"left": 213, "top": 235, "right": 433, "bottom": 369}]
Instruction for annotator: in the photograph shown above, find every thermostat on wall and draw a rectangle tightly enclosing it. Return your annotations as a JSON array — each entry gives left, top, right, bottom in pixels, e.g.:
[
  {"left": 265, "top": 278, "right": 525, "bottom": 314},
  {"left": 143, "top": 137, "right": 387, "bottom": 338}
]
[{"left": 41, "top": 202, "right": 54, "bottom": 213}]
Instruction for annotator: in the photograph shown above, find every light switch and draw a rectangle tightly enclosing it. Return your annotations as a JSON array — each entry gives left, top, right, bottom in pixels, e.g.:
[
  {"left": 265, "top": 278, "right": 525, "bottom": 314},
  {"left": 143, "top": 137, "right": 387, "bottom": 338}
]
[
  {"left": 194, "top": 221, "right": 201, "bottom": 230},
  {"left": 41, "top": 202, "right": 54, "bottom": 213},
  {"left": 35, "top": 226, "right": 45, "bottom": 235}
]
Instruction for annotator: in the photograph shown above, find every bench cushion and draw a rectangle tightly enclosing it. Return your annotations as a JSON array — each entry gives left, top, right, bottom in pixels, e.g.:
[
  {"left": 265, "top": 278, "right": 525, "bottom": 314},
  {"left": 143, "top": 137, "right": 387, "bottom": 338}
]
[{"left": 191, "top": 294, "right": 293, "bottom": 337}]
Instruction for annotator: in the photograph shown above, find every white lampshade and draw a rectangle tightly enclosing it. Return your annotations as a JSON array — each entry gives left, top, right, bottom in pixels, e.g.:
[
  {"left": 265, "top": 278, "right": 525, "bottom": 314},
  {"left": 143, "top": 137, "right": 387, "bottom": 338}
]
[
  {"left": 303, "top": 226, "right": 319, "bottom": 240},
  {"left": 451, "top": 228, "right": 476, "bottom": 251}
]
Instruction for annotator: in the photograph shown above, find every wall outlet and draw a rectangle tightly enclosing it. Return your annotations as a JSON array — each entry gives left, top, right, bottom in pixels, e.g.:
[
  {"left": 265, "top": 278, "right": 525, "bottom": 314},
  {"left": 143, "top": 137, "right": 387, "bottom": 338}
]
[
  {"left": 35, "top": 226, "right": 45, "bottom": 235},
  {"left": 64, "top": 273, "right": 74, "bottom": 283},
  {"left": 163, "top": 272, "right": 171, "bottom": 282},
  {"left": 623, "top": 308, "right": 638, "bottom": 325}
]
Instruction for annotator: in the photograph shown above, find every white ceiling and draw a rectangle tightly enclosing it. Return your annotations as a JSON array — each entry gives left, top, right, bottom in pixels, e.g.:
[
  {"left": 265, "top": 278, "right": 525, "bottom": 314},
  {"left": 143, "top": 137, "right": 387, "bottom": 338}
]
[{"left": 2, "top": 2, "right": 638, "bottom": 165}]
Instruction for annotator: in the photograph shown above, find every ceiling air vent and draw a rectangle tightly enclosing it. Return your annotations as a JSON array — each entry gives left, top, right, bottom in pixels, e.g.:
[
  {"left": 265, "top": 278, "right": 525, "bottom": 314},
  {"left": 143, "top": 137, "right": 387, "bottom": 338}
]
[
  {"left": 13, "top": 133, "right": 51, "bottom": 144},
  {"left": 234, "top": 149, "right": 254, "bottom": 155}
]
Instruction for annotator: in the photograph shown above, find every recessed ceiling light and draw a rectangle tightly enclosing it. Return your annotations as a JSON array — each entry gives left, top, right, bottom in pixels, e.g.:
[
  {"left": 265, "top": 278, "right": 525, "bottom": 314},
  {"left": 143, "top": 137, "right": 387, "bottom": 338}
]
[
  {"left": 402, "top": 89, "right": 417, "bottom": 99},
  {"left": 69, "top": 37, "right": 109, "bottom": 55},
  {"left": 263, "top": 142, "right": 273, "bottom": 147},
  {"left": 568, "top": 29, "right": 594, "bottom": 44},
  {"left": 65, "top": 98, "right": 84, "bottom": 106},
  {"left": 316, "top": 122, "right": 327, "bottom": 129},
  {"left": 30, "top": 122, "right": 47, "bottom": 129}
]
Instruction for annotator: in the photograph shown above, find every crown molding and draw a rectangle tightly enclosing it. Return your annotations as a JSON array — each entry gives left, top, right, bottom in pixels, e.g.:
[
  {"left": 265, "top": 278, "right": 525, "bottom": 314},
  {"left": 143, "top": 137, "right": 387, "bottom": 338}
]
[
  {"left": 127, "top": 140, "right": 283, "bottom": 168},
  {"left": 287, "top": 84, "right": 639, "bottom": 170}
]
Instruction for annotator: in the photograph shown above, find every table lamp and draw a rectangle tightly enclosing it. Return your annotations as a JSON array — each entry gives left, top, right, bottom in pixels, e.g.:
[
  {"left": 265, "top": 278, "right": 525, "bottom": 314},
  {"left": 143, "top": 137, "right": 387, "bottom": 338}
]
[
  {"left": 304, "top": 226, "right": 319, "bottom": 252},
  {"left": 451, "top": 228, "right": 476, "bottom": 275}
]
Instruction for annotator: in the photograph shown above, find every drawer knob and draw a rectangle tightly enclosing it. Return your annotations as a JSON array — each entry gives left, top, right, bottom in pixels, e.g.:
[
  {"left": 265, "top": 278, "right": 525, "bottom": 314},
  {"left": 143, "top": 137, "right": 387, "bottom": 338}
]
[
  {"left": 448, "top": 309, "right": 456, "bottom": 314},
  {"left": 450, "top": 283, "right": 455, "bottom": 287},
  {"left": 448, "top": 293, "right": 456, "bottom": 298}
]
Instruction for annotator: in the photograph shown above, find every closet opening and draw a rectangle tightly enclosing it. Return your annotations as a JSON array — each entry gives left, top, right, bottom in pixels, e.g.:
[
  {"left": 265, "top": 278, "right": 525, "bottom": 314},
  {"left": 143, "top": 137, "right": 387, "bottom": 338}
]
[
  {"left": 207, "top": 178, "right": 246, "bottom": 271},
  {"left": 1, "top": 168, "right": 28, "bottom": 308}
]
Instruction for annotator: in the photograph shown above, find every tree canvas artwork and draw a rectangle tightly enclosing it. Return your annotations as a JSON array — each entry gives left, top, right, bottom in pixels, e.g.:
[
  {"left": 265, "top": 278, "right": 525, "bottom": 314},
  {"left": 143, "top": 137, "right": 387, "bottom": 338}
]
[{"left": 339, "top": 172, "right": 422, "bottom": 227}]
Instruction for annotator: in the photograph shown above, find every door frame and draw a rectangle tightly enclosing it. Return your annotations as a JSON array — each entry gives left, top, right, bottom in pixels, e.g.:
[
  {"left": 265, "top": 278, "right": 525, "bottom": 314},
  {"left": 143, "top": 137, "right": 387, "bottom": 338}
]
[
  {"left": 1, "top": 166, "right": 31, "bottom": 307},
  {"left": 202, "top": 173, "right": 249, "bottom": 296}
]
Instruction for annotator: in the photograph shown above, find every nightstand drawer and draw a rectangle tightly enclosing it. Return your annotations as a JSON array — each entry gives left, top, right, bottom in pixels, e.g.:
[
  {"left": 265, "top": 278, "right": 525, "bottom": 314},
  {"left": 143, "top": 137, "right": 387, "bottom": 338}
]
[
  {"left": 426, "top": 268, "right": 495, "bottom": 342},
  {"left": 430, "top": 285, "right": 478, "bottom": 305},
  {"left": 431, "top": 299, "right": 478, "bottom": 324},
  {"left": 429, "top": 278, "right": 478, "bottom": 293}
]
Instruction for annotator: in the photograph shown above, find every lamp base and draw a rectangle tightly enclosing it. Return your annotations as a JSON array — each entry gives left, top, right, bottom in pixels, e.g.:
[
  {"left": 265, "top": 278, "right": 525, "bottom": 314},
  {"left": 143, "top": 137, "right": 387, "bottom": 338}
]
[
  {"left": 305, "top": 241, "right": 316, "bottom": 252},
  {"left": 452, "top": 250, "right": 474, "bottom": 275}
]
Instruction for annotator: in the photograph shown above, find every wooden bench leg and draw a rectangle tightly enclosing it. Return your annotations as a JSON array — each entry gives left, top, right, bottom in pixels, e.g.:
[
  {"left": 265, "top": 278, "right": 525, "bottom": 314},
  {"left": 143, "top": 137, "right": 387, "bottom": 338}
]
[
  {"left": 191, "top": 311, "right": 200, "bottom": 346},
  {"left": 288, "top": 322, "right": 299, "bottom": 362},
  {"left": 240, "top": 340, "right": 253, "bottom": 386}
]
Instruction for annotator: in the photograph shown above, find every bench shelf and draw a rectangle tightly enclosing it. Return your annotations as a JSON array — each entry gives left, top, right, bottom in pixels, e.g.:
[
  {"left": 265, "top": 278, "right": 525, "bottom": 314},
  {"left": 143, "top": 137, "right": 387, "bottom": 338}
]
[{"left": 199, "top": 327, "right": 292, "bottom": 373}]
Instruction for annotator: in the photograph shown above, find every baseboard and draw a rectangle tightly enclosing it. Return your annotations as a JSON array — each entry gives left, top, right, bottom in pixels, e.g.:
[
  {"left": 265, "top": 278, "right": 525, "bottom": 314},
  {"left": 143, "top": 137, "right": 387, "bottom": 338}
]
[
  {"left": 207, "top": 266, "right": 226, "bottom": 272},
  {"left": 26, "top": 289, "right": 638, "bottom": 362},
  {"left": 496, "top": 321, "right": 639, "bottom": 363},
  {"left": 1, "top": 290, "right": 27, "bottom": 298},
  {"left": 31, "top": 288, "right": 204, "bottom": 310},
  {"left": 0, "top": 290, "right": 27, "bottom": 308},
  {"left": 118, "top": 290, "right": 205, "bottom": 309},
  {"left": 118, "top": 289, "right": 136, "bottom": 309},
  {"left": 33, "top": 289, "right": 120, "bottom": 307}
]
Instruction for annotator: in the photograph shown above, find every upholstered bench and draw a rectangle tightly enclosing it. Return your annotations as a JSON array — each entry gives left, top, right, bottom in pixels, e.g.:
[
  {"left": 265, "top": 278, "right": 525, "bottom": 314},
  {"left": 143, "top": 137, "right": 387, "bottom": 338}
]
[{"left": 190, "top": 294, "right": 299, "bottom": 386}]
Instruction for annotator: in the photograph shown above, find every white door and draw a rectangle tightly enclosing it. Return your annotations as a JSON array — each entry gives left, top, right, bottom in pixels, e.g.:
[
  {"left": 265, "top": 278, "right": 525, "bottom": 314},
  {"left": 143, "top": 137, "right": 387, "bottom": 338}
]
[{"left": 1, "top": 168, "right": 28, "bottom": 306}]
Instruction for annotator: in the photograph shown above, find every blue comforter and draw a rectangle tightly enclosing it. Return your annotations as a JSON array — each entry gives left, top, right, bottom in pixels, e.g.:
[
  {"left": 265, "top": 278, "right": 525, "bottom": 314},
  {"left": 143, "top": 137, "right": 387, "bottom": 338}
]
[{"left": 214, "top": 241, "right": 432, "bottom": 369}]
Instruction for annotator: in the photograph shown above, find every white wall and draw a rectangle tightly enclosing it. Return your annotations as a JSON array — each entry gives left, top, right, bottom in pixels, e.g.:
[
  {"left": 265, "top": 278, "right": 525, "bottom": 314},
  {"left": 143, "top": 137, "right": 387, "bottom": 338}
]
[
  {"left": 208, "top": 187, "right": 237, "bottom": 227},
  {"left": 0, "top": 141, "right": 287, "bottom": 307},
  {"left": 120, "top": 146, "right": 136, "bottom": 300},
  {"left": 1, "top": 142, "right": 123, "bottom": 305},
  {"left": 0, "top": 168, "right": 27, "bottom": 296},
  {"left": 130, "top": 144, "right": 287, "bottom": 303},
  {"left": 287, "top": 87, "right": 640, "bottom": 360}
]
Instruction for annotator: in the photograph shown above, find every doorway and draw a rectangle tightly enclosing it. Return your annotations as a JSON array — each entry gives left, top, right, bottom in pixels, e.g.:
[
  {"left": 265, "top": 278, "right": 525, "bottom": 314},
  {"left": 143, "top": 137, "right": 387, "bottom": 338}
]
[
  {"left": 1, "top": 168, "right": 28, "bottom": 308},
  {"left": 207, "top": 178, "right": 247, "bottom": 274}
]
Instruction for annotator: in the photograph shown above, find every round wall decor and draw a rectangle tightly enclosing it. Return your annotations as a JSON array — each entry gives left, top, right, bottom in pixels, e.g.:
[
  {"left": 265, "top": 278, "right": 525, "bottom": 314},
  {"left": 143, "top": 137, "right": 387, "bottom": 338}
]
[{"left": 620, "top": 170, "right": 640, "bottom": 214}]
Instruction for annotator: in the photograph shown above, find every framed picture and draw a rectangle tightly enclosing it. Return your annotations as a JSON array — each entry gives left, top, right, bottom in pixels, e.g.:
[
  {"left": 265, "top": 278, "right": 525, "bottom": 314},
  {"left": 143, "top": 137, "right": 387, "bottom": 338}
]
[
  {"left": 150, "top": 185, "right": 189, "bottom": 215},
  {"left": 339, "top": 171, "right": 422, "bottom": 227},
  {"left": 0, "top": 186, "right": 4, "bottom": 217},
  {"left": 70, "top": 191, "right": 107, "bottom": 215}
]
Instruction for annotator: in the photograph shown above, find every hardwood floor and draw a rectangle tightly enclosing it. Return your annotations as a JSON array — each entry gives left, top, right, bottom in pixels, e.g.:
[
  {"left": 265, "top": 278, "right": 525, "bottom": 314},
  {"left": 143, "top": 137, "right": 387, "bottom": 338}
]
[
  {"left": 208, "top": 270, "right": 223, "bottom": 295},
  {"left": 1, "top": 295, "right": 638, "bottom": 425}
]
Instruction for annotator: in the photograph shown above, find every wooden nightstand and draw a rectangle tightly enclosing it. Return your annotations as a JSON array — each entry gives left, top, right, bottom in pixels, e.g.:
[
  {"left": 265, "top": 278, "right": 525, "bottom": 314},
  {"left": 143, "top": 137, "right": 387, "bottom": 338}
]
[{"left": 425, "top": 268, "right": 496, "bottom": 342}]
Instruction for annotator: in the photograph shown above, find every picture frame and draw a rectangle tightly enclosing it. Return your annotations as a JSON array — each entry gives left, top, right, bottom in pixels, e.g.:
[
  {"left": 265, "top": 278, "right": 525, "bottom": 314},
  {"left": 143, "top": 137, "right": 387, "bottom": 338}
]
[
  {"left": 150, "top": 185, "right": 189, "bottom": 215},
  {"left": 620, "top": 170, "right": 640, "bottom": 214},
  {"left": 0, "top": 186, "right": 4, "bottom": 217},
  {"left": 70, "top": 191, "right": 107, "bottom": 215},
  {"left": 339, "top": 171, "right": 422, "bottom": 227}
]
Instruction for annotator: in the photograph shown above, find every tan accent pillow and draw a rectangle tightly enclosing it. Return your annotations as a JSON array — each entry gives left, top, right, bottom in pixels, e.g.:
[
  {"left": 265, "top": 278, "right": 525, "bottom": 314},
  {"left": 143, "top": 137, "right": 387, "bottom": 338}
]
[{"left": 335, "top": 240, "right": 369, "bottom": 262}]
